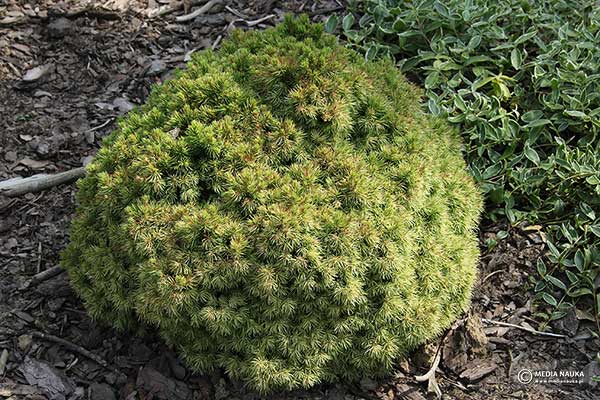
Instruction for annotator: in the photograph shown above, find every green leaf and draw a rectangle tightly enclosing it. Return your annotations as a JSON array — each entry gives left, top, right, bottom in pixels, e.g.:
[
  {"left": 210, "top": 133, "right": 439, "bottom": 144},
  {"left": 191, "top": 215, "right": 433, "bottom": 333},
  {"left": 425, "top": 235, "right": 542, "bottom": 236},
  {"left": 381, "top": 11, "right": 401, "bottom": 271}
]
[
  {"left": 505, "top": 207, "right": 516, "bottom": 223},
  {"left": 510, "top": 48, "right": 522, "bottom": 69},
  {"left": 590, "top": 224, "right": 600, "bottom": 238},
  {"left": 574, "top": 250, "right": 584, "bottom": 272},
  {"left": 546, "top": 241, "right": 560, "bottom": 258},
  {"left": 472, "top": 76, "right": 495, "bottom": 91},
  {"left": 342, "top": 14, "right": 355, "bottom": 31},
  {"left": 514, "top": 30, "right": 538, "bottom": 45},
  {"left": 524, "top": 145, "right": 540, "bottom": 164},
  {"left": 526, "top": 119, "right": 551, "bottom": 128},
  {"left": 433, "top": 1, "right": 450, "bottom": 18},
  {"left": 492, "top": 80, "right": 511, "bottom": 99},
  {"left": 365, "top": 45, "right": 378, "bottom": 61},
  {"left": 568, "top": 288, "right": 592, "bottom": 297},
  {"left": 546, "top": 275, "right": 567, "bottom": 291},
  {"left": 580, "top": 203, "right": 596, "bottom": 220},
  {"left": 537, "top": 258, "right": 547, "bottom": 276},
  {"left": 325, "top": 15, "right": 338, "bottom": 33},
  {"left": 468, "top": 35, "right": 481, "bottom": 49},
  {"left": 427, "top": 99, "right": 441, "bottom": 116},
  {"left": 534, "top": 280, "right": 547, "bottom": 292},
  {"left": 565, "top": 270, "right": 578, "bottom": 284},
  {"left": 482, "top": 163, "right": 503, "bottom": 179},
  {"left": 564, "top": 110, "right": 587, "bottom": 118},
  {"left": 464, "top": 55, "right": 493, "bottom": 65},
  {"left": 521, "top": 110, "right": 544, "bottom": 122},
  {"left": 424, "top": 72, "right": 439, "bottom": 89},
  {"left": 542, "top": 292, "right": 557, "bottom": 306},
  {"left": 497, "top": 230, "right": 509, "bottom": 240},
  {"left": 550, "top": 311, "right": 567, "bottom": 321}
]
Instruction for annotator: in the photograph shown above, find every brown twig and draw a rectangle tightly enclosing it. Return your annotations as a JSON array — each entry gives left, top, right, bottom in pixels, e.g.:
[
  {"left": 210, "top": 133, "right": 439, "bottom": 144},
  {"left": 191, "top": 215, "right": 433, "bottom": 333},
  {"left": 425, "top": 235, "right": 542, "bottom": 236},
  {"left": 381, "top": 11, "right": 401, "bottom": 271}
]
[
  {"left": 25, "top": 266, "right": 65, "bottom": 288},
  {"left": 481, "top": 318, "right": 567, "bottom": 338},
  {"left": 0, "top": 167, "right": 86, "bottom": 197},
  {"left": 36, "top": 242, "right": 42, "bottom": 274},
  {"left": 0, "top": 5, "right": 123, "bottom": 26},
  {"left": 224, "top": 5, "right": 249, "bottom": 19},
  {"left": 227, "top": 14, "right": 276, "bottom": 31},
  {"left": 308, "top": 5, "right": 344, "bottom": 16},
  {"left": 0, "top": 349, "right": 8, "bottom": 375},
  {"left": 211, "top": 34, "right": 223, "bottom": 50},
  {"left": 148, "top": 0, "right": 203, "bottom": 18},
  {"left": 175, "top": 0, "right": 220, "bottom": 22},
  {"left": 481, "top": 269, "right": 503, "bottom": 283},
  {"left": 86, "top": 118, "right": 113, "bottom": 133},
  {"left": 245, "top": 14, "right": 275, "bottom": 27},
  {"left": 30, "top": 331, "right": 120, "bottom": 374},
  {"left": 414, "top": 329, "right": 450, "bottom": 398}
]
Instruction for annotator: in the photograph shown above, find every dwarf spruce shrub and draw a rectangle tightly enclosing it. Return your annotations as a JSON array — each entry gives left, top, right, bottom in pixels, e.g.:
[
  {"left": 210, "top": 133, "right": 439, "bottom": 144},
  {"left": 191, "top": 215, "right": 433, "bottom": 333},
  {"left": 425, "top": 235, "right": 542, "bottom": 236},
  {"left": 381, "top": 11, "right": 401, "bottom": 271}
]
[{"left": 62, "top": 15, "right": 482, "bottom": 392}]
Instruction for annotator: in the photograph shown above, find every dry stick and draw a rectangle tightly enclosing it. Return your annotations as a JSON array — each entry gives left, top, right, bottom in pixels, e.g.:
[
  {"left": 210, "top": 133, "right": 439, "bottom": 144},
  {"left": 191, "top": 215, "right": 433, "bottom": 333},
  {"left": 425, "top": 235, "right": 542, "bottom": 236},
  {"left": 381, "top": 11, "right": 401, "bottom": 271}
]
[
  {"left": 211, "top": 34, "right": 223, "bottom": 50},
  {"left": 481, "top": 269, "right": 503, "bottom": 283},
  {"left": 0, "top": 349, "right": 8, "bottom": 375},
  {"left": 415, "top": 351, "right": 441, "bottom": 382},
  {"left": 31, "top": 331, "right": 120, "bottom": 374},
  {"left": 481, "top": 318, "right": 567, "bottom": 338},
  {"left": 27, "top": 266, "right": 65, "bottom": 287},
  {"left": 415, "top": 329, "right": 449, "bottom": 399},
  {"left": 86, "top": 117, "right": 113, "bottom": 133},
  {"left": 415, "top": 349, "right": 442, "bottom": 398},
  {"left": 175, "top": 0, "right": 220, "bottom": 22},
  {"left": 148, "top": 0, "right": 203, "bottom": 18},
  {"left": 226, "top": 15, "right": 275, "bottom": 32},
  {"left": 224, "top": 5, "right": 249, "bottom": 19},
  {"left": 0, "top": 167, "right": 86, "bottom": 197},
  {"left": 36, "top": 242, "right": 42, "bottom": 274},
  {"left": 245, "top": 14, "right": 275, "bottom": 27}
]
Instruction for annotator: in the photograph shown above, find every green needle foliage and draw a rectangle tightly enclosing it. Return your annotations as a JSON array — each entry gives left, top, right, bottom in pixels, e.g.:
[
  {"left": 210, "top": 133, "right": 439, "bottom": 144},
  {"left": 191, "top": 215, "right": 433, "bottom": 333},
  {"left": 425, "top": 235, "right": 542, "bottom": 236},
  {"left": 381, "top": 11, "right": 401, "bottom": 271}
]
[{"left": 62, "top": 15, "right": 482, "bottom": 392}]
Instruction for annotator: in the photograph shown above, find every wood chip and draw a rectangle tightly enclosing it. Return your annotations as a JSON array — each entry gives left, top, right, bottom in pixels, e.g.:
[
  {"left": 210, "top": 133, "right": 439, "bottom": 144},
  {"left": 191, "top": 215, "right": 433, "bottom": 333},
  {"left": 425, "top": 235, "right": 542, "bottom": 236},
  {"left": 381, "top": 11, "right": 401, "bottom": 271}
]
[
  {"left": 19, "top": 158, "right": 51, "bottom": 170},
  {"left": 0, "top": 381, "right": 42, "bottom": 397},
  {"left": 459, "top": 359, "right": 497, "bottom": 382},
  {"left": 22, "top": 64, "right": 53, "bottom": 82}
]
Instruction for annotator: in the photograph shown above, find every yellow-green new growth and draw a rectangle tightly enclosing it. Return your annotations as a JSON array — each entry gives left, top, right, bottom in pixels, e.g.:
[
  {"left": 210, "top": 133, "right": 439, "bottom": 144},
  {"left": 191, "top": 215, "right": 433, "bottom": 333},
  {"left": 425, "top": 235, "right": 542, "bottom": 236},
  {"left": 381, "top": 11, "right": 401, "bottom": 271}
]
[{"left": 62, "top": 15, "right": 483, "bottom": 392}]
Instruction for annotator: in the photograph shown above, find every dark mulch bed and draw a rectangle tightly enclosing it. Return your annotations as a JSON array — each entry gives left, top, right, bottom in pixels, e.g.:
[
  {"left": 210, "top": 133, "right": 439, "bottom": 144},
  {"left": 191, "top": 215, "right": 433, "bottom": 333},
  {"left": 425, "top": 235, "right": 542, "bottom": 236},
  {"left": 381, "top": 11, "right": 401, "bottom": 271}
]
[{"left": 1, "top": 1, "right": 598, "bottom": 399}]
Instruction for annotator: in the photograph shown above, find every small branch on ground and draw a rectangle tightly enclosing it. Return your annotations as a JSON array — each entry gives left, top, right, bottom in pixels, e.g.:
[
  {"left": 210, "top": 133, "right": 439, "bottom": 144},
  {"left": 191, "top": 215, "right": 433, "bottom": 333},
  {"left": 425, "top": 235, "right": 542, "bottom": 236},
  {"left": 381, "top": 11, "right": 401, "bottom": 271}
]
[
  {"left": 0, "top": 349, "right": 8, "bottom": 375},
  {"left": 175, "top": 0, "right": 221, "bottom": 22},
  {"left": 86, "top": 118, "right": 114, "bottom": 133},
  {"left": 36, "top": 242, "right": 42, "bottom": 274},
  {"left": 21, "top": 266, "right": 65, "bottom": 290},
  {"left": 226, "top": 15, "right": 276, "bottom": 31},
  {"left": 224, "top": 5, "right": 249, "bottom": 19},
  {"left": 308, "top": 6, "right": 344, "bottom": 16},
  {"left": 481, "top": 318, "right": 567, "bottom": 338},
  {"left": 148, "top": 0, "right": 204, "bottom": 18},
  {"left": 245, "top": 14, "right": 275, "bottom": 27},
  {"left": 0, "top": 167, "right": 86, "bottom": 197},
  {"left": 212, "top": 35, "right": 223, "bottom": 50},
  {"left": 415, "top": 329, "right": 451, "bottom": 399},
  {"left": 415, "top": 349, "right": 442, "bottom": 398},
  {"left": 31, "top": 331, "right": 121, "bottom": 375}
]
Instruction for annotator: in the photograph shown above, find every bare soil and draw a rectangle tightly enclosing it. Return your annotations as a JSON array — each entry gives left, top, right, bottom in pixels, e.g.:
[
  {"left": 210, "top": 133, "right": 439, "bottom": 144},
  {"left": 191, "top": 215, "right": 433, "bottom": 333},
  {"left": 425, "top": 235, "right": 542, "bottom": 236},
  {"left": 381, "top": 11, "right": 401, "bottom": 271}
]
[{"left": 1, "top": 1, "right": 598, "bottom": 399}]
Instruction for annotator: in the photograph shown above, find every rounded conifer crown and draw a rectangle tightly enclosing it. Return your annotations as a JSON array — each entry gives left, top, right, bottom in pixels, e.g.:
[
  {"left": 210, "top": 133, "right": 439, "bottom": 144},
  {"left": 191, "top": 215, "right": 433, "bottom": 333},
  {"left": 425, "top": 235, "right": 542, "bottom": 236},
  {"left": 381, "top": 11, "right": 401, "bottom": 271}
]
[{"left": 62, "top": 15, "right": 482, "bottom": 392}]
